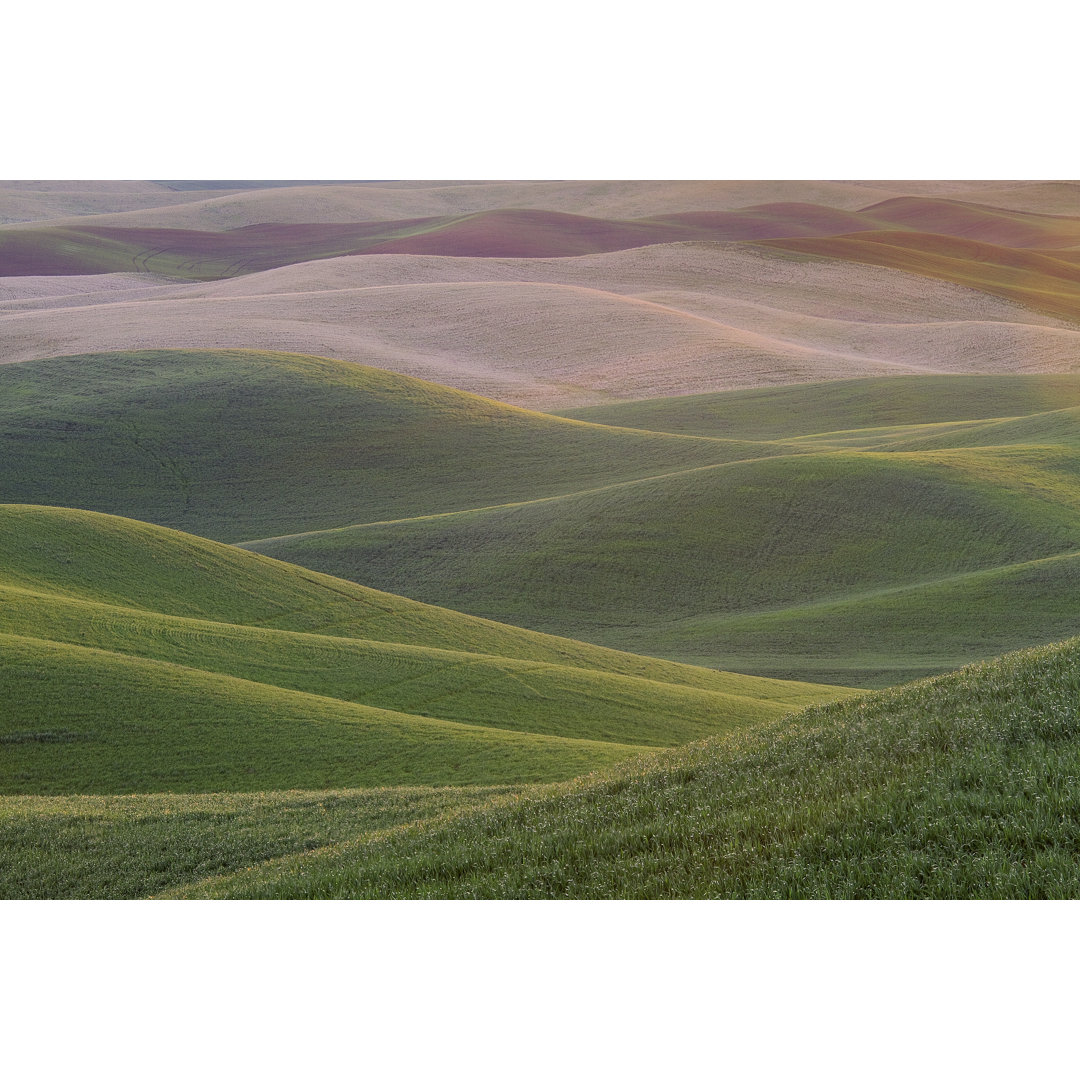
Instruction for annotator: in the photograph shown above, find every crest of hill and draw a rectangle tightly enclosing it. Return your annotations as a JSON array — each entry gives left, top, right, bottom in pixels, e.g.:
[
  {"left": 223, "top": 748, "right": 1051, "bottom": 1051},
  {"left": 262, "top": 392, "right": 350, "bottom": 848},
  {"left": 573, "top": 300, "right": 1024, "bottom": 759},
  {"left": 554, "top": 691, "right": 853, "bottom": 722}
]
[
  {"left": 844, "top": 180, "right": 1080, "bottom": 217},
  {"left": 0, "top": 505, "right": 852, "bottom": 794},
  {"left": 857, "top": 197, "right": 1080, "bottom": 248},
  {"left": 0, "top": 349, "right": 766, "bottom": 543},
  {"left": 8, "top": 198, "right": 1080, "bottom": 282},
  {"left": 0, "top": 206, "right": 925, "bottom": 279}
]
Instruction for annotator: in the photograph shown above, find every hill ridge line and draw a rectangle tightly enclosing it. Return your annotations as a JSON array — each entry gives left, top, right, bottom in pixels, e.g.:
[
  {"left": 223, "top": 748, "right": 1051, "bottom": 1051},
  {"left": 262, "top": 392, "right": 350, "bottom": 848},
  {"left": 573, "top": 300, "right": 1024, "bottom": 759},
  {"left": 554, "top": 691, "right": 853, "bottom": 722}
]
[
  {"left": 0, "top": 629, "right": 650, "bottom": 751},
  {"left": 665, "top": 546, "right": 1080, "bottom": 629},
  {"left": 236, "top": 448, "right": 821, "bottom": 546},
  {"left": 241, "top": 438, "right": 1051, "bottom": 547},
  {"left": 0, "top": 581, "right": 821, "bottom": 709}
]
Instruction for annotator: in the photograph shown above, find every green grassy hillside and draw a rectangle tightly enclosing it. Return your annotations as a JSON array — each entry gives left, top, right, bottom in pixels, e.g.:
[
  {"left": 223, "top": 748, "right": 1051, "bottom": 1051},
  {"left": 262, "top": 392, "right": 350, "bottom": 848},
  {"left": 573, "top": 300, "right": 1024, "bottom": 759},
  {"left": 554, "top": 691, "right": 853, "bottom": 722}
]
[
  {"left": 556, "top": 375, "right": 1080, "bottom": 439},
  {"left": 166, "top": 635, "right": 1080, "bottom": 899},
  {"left": 0, "top": 349, "right": 770, "bottom": 543},
  {"left": 0, "top": 505, "right": 850, "bottom": 795},
  {"left": 0, "top": 631, "right": 648, "bottom": 794},
  {"left": 246, "top": 445, "right": 1080, "bottom": 684},
  {"left": 10, "top": 362, "right": 1080, "bottom": 688},
  {"left": 0, "top": 786, "right": 512, "bottom": 900},
  {"left": 653, "top": 549, "right": 1080, "bottom": 686},
  {"left": 9, "top": 633, "right": 1080, "bottom": 898}
]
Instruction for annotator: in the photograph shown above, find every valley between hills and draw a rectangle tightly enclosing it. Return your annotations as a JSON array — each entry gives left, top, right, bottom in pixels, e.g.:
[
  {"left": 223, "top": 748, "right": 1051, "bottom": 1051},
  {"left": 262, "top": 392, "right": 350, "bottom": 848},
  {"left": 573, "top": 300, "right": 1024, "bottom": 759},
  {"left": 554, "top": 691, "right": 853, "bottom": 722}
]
[{"left": 3, "top": 179, "right": 1080, "bottom": 899}]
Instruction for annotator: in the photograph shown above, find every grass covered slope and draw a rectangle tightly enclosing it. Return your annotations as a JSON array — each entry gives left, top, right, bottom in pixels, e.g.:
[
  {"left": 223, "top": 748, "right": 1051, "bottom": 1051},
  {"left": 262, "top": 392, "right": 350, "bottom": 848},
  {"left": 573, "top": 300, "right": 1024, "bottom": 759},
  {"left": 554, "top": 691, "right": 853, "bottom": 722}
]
[
  {"left": 171, "top": 636, "right": 1080, "bottom": 899},
  {"left": 557, "top": 374, "right": 1080, "bottom": 440},
  {"left": 0, "top": 505, "right": 851, "bottom": 794},
  {"left": 0, "top": 349, "right": 760, "bottom": 543},
  {"left": 0, "top": 787, "right": 513, "bottom": 900},
  {"left": 246, "top": 443, "right": 1080, "bottom": 682},
  {"left": 666, "top": 549, "right": 1080, "bottom": 686},
  {"left": 0, "top": 632, "right": 646, "bottom": 794}
]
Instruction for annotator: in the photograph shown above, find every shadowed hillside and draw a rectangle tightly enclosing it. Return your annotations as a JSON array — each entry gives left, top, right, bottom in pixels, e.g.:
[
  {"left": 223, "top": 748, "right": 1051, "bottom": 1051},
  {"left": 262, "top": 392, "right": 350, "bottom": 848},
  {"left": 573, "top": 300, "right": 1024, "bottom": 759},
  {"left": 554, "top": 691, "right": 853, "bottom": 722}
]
[{"left": 0, "top": 349, "right": 768, "bottom": 542}]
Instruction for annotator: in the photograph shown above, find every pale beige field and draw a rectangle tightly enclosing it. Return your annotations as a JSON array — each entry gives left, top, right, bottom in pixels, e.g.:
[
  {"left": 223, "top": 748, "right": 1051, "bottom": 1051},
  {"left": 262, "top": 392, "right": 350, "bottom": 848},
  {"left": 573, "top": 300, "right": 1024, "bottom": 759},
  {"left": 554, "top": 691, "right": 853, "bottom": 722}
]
[
  {"left": 0, "top": 180, "right": 1016, "bottom": 232},
  {"left": 0, "top": 181, "right": 249, "bottom": 225},
  {"left": 0, "top": 272, "right": 177, "bottom": 305},
  {"left": 4, "top": 179, "right": 1076, "bottom": 232},
  {"left": 840, "top": 180, "right": 1080, "bottom": 216},
  {"left": 2, "top": 242, "right": 1076, "bottom": 408}
]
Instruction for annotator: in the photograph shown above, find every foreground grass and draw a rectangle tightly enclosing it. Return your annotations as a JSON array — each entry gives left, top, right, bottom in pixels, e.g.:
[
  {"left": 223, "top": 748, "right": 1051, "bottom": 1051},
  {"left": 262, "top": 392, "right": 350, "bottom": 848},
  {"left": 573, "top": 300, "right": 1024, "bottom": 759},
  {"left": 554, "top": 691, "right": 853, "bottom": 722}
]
[
  {"left": 0, "top": 786, "right": 512, "bottom": 899},
  {"left": 170, "top": 636, "right": 1080, "bottom": 899}
]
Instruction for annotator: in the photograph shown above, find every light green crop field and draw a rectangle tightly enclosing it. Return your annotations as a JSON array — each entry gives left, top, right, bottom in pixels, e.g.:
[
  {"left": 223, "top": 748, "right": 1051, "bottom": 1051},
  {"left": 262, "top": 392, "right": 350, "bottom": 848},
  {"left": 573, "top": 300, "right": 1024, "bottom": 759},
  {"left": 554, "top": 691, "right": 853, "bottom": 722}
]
[
  {"left": 150, "top": 634, "right": 1080, "bottom": 899},
  {"left": 0, "top": 506, "right": 851, "bottom": 796},
  {"left": 7, "top": 632, "right": 1080, "bottom": 898}
]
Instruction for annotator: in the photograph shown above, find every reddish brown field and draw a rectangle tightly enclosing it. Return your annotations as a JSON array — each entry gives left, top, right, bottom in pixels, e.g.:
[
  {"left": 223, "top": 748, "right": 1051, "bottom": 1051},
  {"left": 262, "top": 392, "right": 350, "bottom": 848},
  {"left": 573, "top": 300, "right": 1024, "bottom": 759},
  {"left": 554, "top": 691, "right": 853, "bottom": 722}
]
[{"left": 5, "top": 196, "right": 1080, "bottom": 281}]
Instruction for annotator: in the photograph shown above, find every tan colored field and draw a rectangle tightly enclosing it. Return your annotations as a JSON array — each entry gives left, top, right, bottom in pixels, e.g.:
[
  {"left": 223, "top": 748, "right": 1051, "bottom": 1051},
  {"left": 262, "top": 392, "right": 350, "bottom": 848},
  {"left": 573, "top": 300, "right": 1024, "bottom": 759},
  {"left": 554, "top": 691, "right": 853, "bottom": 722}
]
[
  {"left": 3, "top": 242, "right": 1077, "bottom": 408},
  {"left": 842, "top": 180, "right": 1080, "bottom": 216},
  {"left": 5, "top": 180, "right": 1075, "bottom": 233},
  {"left": 0, "top": 272, "right": 177, "bottom": 306},
  {"left": 0, "top": 180, "right": 967, "bottom": 232},
  {"left": 0, "top": 181, "right": 250, "bottom": 225}
]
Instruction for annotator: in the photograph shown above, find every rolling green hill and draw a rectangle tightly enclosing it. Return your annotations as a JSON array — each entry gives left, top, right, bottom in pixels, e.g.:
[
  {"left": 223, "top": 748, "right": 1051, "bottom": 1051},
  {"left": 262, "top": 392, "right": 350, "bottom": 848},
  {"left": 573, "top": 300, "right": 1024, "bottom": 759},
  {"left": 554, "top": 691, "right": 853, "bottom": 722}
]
[
  {"left": 245, "top": 442, "right": 1080, "bottom": 685},
  {"left": 0, "top": 349, "right": 774, "bottom": 543},
  {"left": 0, "top": 505, "right": 851, "bottom": 796},
  {"left": 8, "top": 359, "right": 1080, "bottom": 689},
  {"left": 163, "top": 634, "right": 1080, "bottom": 899},
  {"left": 556, "top": 374, "right": 1080, "bottom": 439},
  {"left": 8, "top": 633, "right": 1080, "bottom": 898}
]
